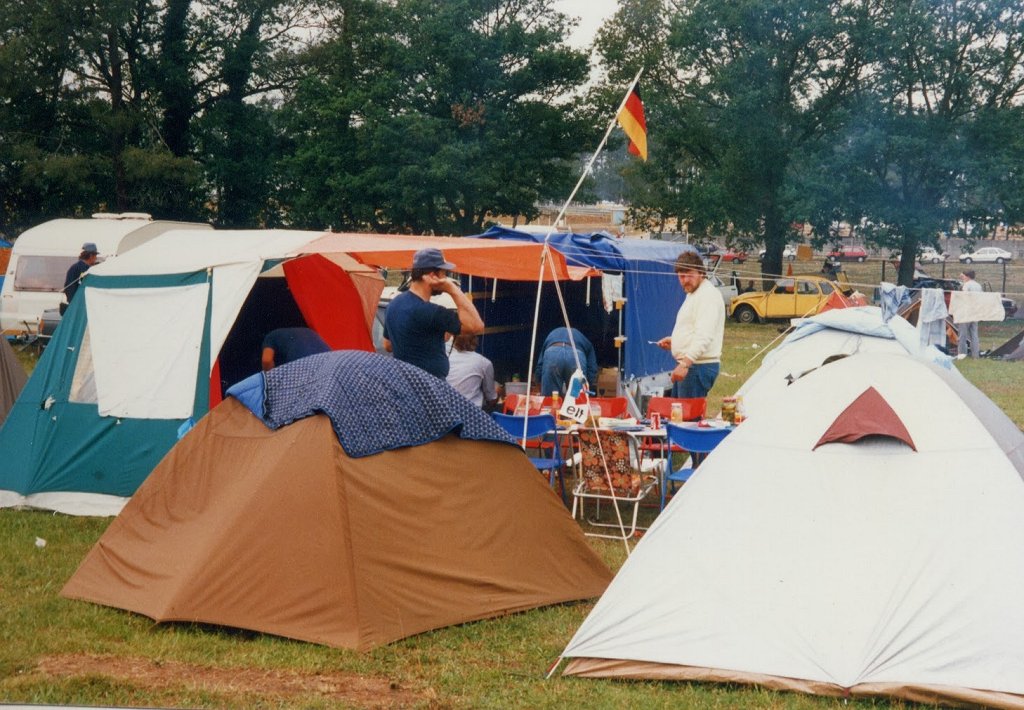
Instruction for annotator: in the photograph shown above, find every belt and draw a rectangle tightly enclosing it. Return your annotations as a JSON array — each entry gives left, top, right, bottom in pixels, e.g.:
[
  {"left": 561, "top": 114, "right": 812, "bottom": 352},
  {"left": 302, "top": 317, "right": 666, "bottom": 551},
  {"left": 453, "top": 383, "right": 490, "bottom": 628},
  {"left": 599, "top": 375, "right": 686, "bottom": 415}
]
[{"left": 547, "top": 342, "right": 573, "bottom": 348}]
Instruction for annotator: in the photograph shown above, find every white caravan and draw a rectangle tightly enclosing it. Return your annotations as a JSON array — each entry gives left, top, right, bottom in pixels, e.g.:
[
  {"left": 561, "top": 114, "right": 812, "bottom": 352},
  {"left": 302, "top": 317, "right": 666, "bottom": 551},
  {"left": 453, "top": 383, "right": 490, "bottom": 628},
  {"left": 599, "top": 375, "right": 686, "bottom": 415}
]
[{"left": 0, "top": 213, "right": 210, "bottom": 334}]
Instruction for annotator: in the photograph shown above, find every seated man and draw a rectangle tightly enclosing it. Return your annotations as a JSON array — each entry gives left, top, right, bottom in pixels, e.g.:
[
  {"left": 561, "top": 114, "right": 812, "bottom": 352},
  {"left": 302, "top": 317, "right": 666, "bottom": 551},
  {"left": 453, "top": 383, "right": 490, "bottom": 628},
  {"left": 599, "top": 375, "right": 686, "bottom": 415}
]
[
  {"left": 261, "top": 327, "right": 330, "bottom": 370},
  {"left": 446, "top": 333, "right": 497, "bottom": 409}
]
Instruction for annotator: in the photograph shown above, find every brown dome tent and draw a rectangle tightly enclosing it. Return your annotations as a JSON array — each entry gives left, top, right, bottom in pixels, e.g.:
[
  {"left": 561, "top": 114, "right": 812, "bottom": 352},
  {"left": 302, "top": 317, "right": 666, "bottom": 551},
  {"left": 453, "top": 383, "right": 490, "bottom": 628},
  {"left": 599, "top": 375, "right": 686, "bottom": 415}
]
[{"left": 63, "top": 352, "right": 611, "bottom": 650}]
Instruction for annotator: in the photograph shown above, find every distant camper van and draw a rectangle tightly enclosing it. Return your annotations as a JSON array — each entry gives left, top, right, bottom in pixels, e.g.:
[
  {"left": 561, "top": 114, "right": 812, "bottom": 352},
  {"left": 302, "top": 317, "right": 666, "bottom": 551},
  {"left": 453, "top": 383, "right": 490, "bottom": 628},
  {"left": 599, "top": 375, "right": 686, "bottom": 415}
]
[{"left": 0, "top": 213, "right": 211, "bottom": 335}]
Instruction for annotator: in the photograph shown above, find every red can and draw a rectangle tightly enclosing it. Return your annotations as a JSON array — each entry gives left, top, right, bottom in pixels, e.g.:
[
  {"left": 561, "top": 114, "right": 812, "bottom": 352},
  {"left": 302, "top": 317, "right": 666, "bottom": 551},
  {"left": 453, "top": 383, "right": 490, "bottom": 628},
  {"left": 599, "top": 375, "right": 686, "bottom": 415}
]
[{"left": 650, "top": 411, "right": 662, "bottom": 429}]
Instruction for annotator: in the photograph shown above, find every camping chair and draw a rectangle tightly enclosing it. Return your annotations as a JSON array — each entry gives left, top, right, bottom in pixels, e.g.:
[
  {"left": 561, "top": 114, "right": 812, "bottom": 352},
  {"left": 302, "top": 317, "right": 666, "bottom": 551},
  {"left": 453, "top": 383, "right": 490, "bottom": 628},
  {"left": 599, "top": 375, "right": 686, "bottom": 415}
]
[
  {"left": 491, "top": 412, "right": 566, "bottom": 502},
  {"left": 502, "top": 394, "right": 552, "bottom": 415},
  {"left": 571, "top": 428, "right": 658, "bottom": 540},
  {"left": 585, "top": 396, "right": 629, "bottom": 419},
  {"left": 660, "top": 422, "right": 732, "bottom": 510},
  {"left": 15, "top": 319, "right": 48, "bottom": 355},
  {"left": 637, "top": 397, "right": 706, "bottom": 464}
]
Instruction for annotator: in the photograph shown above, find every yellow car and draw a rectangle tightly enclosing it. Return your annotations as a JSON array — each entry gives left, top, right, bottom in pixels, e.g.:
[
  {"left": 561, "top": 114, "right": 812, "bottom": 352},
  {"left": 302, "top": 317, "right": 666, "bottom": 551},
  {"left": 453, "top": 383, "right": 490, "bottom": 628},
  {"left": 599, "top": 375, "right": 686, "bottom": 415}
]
[{"left": 729, "top": 275, "right": 841, "bottom": 323}]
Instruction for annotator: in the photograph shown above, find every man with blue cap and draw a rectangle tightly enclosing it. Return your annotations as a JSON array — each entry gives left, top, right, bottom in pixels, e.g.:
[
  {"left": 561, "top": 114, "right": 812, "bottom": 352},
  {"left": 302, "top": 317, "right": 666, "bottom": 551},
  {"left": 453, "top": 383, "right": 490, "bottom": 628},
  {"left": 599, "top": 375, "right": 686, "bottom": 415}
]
[
  {"left": 383, "top": 247, "right": 484, "bottom": 379},
  {"left": 62, "top": 242, "right": 100, "bottom": 314}
]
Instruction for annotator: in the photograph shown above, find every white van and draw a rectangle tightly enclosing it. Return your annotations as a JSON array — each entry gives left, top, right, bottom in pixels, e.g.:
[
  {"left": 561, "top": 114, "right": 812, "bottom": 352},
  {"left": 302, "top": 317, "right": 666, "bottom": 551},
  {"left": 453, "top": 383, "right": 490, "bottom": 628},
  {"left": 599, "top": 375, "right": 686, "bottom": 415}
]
[{"left": 0, "top": 213, "right": 211, "bottom": 334}]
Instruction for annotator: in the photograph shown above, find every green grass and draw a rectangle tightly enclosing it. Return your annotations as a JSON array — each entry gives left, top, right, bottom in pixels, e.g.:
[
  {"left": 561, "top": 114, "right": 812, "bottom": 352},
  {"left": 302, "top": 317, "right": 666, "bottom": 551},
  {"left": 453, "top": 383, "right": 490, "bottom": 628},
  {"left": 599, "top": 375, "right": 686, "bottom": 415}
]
[{"left": 1, "top": 315, "right": 1022, "bottom": 708}]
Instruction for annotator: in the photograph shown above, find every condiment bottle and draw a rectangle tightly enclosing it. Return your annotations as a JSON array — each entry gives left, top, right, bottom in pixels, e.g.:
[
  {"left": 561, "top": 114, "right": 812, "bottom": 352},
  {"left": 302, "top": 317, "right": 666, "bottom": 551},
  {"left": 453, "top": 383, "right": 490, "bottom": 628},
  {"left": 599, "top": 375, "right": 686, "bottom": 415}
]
[{"left": 721, "top": 396, "right": 737, "bottom": 424}]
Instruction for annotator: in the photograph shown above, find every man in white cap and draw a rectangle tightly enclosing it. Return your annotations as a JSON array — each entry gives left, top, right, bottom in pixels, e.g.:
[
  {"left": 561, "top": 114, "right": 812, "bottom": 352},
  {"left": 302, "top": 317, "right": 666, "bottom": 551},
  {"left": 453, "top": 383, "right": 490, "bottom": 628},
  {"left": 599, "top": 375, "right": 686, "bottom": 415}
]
[
  {"left": 383, "top": 247, "right": 484, "bottom": 378},
  {"left": 62, "top": 242, "right": 100, "bottom": 313}
]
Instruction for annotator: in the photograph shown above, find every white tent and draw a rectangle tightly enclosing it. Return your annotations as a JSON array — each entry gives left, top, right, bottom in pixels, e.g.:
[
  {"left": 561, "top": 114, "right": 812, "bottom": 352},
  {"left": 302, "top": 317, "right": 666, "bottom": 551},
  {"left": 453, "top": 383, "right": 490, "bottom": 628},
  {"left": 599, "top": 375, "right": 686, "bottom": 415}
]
[
  {"left": 561, "top": 352, "right": 1024, "bottom": 709},
  {"left": 738, "top": 307, "right": 951, "bottom": 419}
]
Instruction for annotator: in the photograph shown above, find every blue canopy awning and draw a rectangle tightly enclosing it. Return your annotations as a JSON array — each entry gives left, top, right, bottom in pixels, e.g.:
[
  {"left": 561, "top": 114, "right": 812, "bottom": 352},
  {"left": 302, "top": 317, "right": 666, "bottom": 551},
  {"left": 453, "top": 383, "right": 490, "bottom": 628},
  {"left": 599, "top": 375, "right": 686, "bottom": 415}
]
[{"left": 467, "top": 227, "right": 698, "bottom": 381}]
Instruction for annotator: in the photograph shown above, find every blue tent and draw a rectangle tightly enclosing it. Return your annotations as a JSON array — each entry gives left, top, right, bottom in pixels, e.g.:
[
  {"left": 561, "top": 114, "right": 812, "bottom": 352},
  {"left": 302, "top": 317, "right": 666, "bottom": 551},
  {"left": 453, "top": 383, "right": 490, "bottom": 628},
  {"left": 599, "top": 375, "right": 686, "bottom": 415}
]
[{"left": 465, "top": 227, "right": 697, "bottom": 384}]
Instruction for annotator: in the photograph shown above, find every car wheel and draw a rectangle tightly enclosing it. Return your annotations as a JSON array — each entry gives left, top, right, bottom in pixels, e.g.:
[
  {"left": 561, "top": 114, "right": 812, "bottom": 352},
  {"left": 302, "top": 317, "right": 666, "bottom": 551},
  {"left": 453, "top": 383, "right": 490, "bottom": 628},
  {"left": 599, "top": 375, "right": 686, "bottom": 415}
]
[
  {"left": 963, "top": 257, "right": 973, "bottom": 264},
  {"left": 996, "top": 257, "right": 1005, "bottom": 264},
  {"left": 734, "top": 305, "right": 758, "bottom": 324},
  {"left": 856, "top": 256, "right": 865, "bottom": 263},
  {"left": 931, "top": 257, "right": 940, "bottom": 264},
  {"left": 787, "top": 254, "right": 795, "bottom": 261}
]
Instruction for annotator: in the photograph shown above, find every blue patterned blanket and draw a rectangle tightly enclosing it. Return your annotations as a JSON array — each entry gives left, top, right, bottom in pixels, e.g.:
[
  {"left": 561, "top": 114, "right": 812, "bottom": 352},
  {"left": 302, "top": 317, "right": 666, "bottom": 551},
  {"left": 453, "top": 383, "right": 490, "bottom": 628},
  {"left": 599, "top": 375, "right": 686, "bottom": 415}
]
[{"left": 226, "top": 351, "right": 516, "bottom": 458}]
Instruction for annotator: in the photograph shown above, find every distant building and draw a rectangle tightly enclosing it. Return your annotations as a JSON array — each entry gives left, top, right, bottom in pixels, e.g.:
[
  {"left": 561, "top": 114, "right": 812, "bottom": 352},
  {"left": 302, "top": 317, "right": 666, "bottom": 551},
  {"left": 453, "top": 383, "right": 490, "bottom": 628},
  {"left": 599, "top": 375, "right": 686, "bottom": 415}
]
[{"left": 497, "top": 202, "right": 637, "bottom": 236}]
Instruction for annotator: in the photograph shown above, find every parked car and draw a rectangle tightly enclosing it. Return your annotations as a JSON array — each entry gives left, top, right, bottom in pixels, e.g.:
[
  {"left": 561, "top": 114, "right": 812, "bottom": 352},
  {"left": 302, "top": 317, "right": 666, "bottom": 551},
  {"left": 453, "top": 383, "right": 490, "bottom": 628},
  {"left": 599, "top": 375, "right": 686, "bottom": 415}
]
[
  {"left": 706, "top": 272, "right": 738, "bottom": 309},
  {"left": 958, "top": 246, "right": 1013, "bottom": 264},
  {"left": 716, "top": 248, "right": 748, "bottom": 264},
  {"left": 729, "top": 275, "right": 840, "bottom": 323},
  {"left": 697, "top": 242, "right": 748, "bottom": 264},
  {"left": 917, "top": 247, "right": 948, "bottom": 264},
  {"left": 757, "top": 244, "right": 797, "bottom": 261},
  {"left": 827, "top": 245, "right": 868, "bottom": 262}
]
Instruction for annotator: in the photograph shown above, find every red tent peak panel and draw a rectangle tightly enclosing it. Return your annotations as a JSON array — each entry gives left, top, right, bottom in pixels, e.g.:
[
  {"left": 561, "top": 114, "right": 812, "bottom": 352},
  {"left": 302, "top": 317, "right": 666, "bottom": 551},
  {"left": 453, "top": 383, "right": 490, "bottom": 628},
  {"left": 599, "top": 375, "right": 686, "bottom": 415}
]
[{"left": 814, "top": 386, "right": 916, "bottom": 451}]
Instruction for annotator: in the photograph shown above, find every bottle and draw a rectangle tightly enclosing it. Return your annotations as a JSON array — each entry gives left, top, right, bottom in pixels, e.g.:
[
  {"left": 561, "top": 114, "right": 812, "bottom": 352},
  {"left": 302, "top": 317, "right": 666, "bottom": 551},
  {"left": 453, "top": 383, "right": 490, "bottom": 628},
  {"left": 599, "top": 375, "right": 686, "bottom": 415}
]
[
  {"left": 721, "top": 396, "right": 737, "bottom": 424},
  {"left": 670, "top": 402, "right": 683, "bottom": 423},
  {"left": 551, "top": 390, "right": 561, "bottom": 413}
]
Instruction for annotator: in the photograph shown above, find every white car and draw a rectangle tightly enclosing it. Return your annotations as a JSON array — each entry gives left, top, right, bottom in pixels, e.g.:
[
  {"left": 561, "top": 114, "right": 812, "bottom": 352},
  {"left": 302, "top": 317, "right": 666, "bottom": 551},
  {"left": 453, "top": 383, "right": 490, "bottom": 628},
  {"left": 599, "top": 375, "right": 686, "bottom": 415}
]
[
  {"left": 757, "top": 244, "right": 797, "bottom": 261},
  {"left": 707, "top": 272, "right": 738, "bottom": 308},
  {"left": 958, "top": 246, "right": 1013, "bottom": 264},
  {"left": 917, "top": 247, "right": 947, "bottom": 264}
]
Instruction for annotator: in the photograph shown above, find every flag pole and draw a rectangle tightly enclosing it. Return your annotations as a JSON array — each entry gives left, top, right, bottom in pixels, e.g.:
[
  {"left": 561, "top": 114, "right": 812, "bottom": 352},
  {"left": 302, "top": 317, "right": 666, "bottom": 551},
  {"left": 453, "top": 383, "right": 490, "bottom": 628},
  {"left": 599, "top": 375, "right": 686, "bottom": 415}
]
[
  {"left": 543, "top": 67, "right": 645, "bottom": 241},
  {"left": 521, "top": 68, "right": 646, "bottom": 554},
  {"left": 524, "top": 67, "right": 647, "bottom": 407}
]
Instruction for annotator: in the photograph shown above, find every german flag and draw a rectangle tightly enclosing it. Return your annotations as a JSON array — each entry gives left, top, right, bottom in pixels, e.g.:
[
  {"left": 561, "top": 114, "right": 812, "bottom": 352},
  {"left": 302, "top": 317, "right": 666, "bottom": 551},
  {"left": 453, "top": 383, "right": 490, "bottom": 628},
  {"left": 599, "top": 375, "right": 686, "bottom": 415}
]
[{"left": 616, "top": 86, "right": 647, "bottom": 161}]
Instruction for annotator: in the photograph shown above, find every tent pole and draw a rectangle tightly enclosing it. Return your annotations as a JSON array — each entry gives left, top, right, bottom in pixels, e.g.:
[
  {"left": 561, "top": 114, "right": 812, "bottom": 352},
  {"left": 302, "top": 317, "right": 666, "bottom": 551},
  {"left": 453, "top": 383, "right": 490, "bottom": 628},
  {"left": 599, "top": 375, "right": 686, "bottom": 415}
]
[
  {"left": 522, "top": 70, "right": 645, "bottom": 551},
  {"left": 545, "top": 655, "right": 565, "bottom": 680}
]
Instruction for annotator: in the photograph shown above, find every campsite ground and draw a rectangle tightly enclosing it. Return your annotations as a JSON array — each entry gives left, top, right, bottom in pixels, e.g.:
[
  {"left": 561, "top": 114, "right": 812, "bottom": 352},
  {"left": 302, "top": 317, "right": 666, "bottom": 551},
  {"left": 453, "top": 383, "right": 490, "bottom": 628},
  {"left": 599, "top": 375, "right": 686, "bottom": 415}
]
[{"left": 2, "top": 309, "right": 1023, "bottom": 709}]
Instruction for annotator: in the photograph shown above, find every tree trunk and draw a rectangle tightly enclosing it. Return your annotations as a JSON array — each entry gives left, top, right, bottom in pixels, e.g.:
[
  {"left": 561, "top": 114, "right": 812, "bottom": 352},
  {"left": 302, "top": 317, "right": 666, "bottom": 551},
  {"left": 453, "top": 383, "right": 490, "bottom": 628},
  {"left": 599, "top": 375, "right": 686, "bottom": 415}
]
[
  {"left": 897, "top": 232, "right": 919, "bottom": 286},
  {"left": 158, "top": 0, "right": 193, "bottom": 157},
  {"left": 760, "top": 203, "right": 787, "bottom": 290}
]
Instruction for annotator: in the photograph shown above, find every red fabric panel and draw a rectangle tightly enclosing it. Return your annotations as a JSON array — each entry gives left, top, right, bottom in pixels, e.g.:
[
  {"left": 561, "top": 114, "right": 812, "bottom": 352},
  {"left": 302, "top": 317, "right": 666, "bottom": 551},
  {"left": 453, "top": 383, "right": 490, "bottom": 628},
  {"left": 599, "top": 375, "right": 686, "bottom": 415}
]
[
  {"left": 283, "top": 255, "right": 374, "bottom": 352},
  {"left": 209, "top": 359, "right": 223, "bottom": 409},
  {"left": 814, "top": 386, "right": 916, "bottom": 451}
]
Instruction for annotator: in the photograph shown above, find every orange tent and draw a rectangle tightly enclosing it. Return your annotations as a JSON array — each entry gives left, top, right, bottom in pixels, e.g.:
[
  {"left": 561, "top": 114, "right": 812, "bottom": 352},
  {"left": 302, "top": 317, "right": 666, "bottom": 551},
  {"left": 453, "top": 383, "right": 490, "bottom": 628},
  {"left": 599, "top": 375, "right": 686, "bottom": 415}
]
[
  {"left": 62, "top": 396, "right": 612, "bottom": 649},
  {"left": 302, "top": 232, "right": 595, "bottom": 281}
]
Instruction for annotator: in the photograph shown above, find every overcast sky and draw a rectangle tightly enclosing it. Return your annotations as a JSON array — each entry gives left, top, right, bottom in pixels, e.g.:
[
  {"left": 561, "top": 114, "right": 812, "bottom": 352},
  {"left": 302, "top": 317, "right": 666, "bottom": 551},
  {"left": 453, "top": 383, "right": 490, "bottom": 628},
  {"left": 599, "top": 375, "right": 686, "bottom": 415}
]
[{"left": 553, "top": 0, "right": 619, "bottom": 49}]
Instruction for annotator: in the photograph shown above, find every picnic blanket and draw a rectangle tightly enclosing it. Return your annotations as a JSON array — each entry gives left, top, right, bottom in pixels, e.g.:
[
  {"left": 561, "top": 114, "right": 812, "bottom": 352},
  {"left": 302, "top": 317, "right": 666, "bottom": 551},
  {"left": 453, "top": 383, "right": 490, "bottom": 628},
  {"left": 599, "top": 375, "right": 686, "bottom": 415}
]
[{"left": 226, "top": 350, "right": 515, "bottom": 458}]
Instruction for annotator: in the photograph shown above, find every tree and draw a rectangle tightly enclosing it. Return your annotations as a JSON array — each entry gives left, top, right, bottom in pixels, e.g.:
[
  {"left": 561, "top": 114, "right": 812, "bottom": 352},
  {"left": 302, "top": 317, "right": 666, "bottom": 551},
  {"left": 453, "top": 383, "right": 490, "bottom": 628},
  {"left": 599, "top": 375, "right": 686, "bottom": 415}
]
[
  {"left": 596, "top": 0, "right": 871, "bottom": 279},
  {"left": 280, "top": 0, "right": 591, "bottom": 234},
  {"left": 833, "top": 0, "right": 1024, "bottom": 285}
]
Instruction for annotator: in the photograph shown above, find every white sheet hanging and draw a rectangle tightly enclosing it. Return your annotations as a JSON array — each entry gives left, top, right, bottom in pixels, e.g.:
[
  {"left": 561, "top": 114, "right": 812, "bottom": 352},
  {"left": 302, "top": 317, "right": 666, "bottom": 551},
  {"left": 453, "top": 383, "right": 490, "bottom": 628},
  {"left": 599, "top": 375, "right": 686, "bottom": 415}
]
[
  {"left": 601, "top": 273, "right": 623, "bottom": 313},
  {"left": 948, "top": 291, "right": 1005, "bottom": 323},
  {"left": 86, "top": 284, "right": 210, "bottom": 419},
  {"left": 209, "top": 263, "right": 262, "bottom": 370}
]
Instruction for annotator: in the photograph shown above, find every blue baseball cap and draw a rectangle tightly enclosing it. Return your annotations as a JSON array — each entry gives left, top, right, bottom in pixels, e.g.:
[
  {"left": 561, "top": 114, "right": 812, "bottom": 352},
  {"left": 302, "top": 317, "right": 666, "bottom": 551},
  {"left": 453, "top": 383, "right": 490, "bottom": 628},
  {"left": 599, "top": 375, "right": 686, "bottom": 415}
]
[
  {"left": 82, "top": 242, "right": 99, "bottom": 254},
  {"left": 412, "top": 247, "right": 455, "bottom": 271}
]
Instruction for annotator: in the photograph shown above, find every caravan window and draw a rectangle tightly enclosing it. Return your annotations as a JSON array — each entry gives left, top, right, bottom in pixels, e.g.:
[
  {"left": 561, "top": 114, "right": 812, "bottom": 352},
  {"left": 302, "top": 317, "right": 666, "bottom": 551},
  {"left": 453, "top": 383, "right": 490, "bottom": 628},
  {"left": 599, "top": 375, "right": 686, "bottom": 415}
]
[{"left": 13, "top": 256, "right": 78, "bottom": 292}]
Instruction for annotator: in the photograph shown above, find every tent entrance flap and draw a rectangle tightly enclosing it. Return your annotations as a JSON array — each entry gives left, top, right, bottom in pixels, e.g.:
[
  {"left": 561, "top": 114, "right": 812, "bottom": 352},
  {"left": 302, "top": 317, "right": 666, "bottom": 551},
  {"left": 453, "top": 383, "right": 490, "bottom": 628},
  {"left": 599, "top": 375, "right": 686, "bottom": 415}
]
[
  {"left": 87, "top": 284, "right": 209, "bottom": 419},
  {"left": 283, "top": 254, "right": 378, "bottom": 352}
]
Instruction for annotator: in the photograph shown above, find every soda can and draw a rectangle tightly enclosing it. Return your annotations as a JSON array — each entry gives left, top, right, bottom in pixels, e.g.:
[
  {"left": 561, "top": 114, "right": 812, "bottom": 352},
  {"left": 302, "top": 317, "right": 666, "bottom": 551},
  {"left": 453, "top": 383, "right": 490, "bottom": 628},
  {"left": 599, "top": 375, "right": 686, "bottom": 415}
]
[{"left": 650, "top": 411, "right": 662, "bottom": 429}]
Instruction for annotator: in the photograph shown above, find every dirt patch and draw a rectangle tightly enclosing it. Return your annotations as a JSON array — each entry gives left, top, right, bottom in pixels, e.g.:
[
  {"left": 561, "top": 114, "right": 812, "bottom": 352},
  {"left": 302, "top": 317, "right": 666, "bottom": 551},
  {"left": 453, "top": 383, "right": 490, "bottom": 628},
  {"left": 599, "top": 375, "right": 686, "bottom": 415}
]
[{"left": 35, "top": 653, "right": 434, "bottom": 708}]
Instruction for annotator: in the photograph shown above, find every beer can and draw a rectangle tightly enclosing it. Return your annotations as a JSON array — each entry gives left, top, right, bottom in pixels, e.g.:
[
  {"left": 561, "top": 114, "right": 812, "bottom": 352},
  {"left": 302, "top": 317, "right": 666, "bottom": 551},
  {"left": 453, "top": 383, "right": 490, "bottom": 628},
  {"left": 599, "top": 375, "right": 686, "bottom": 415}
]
[{"left": 650, "top": 411, "right": 662, "bottom": 429}]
